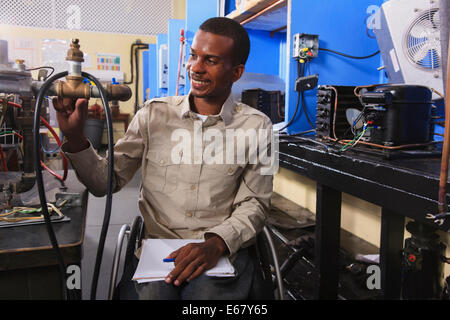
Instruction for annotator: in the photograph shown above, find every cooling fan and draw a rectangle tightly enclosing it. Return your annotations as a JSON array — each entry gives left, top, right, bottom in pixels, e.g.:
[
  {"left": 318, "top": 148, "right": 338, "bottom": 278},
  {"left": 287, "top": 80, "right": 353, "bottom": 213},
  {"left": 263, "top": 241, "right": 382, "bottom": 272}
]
[
  {"left": 404, "top": 8, "right": 441, "bottom": 71},
  {"left": 375, "top": 0, "right": 444, "bottom": 99}
]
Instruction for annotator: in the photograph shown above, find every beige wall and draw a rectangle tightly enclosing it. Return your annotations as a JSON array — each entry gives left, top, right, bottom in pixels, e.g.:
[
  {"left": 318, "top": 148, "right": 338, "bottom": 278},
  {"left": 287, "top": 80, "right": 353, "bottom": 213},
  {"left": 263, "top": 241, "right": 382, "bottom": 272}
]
[
  {"left": 0, "top": 0, "right": 186, "bottom": 140},
  {"left": 0, "top": 25, "right": 156, "bottom": 117},
  {"left": 274, "top": 167, "right": 450, "bottom": 277}
]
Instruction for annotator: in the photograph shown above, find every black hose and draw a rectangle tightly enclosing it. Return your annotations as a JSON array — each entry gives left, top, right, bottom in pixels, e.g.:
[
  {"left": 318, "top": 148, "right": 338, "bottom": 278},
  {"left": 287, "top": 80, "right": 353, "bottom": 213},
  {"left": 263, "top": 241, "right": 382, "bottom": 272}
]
[
  {"left": 33, "top": 71, "right": 70, "bottom": 300},
  {"left": 319, "top": 48, "right": 380, "bottom": 60},
  {"left": 82, "top": 71, "right": 114, "bottom": 300},
  {"left": 33, "top": 71, "right": 114, "bottom": 300}
]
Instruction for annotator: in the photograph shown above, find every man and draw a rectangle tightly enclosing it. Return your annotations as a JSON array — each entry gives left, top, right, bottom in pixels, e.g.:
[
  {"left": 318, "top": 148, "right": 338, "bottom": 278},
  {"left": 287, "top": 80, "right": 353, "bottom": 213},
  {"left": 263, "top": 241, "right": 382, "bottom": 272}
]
[{"left": 54, "top": 17, "right": 273, "bottom": 299}]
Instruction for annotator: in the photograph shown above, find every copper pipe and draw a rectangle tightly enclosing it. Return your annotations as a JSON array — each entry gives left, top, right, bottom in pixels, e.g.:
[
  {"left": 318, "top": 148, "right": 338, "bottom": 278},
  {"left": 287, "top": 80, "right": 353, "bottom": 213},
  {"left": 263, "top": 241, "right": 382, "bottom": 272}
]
[
  {"left": 438, "top": 34, "right": 450, "bottom": 214},
  {"left": 338, "top": 139, "right": 441, "bottom": 150},
  {"left": 240, "top": 0, "right": 285, "bottom": 25}
]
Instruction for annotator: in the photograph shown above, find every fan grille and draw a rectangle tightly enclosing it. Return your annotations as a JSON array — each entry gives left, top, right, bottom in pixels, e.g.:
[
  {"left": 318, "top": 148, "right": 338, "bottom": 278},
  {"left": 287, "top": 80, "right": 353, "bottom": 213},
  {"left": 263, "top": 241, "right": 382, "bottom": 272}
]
[{"left": 403, "top": 8, "right": 441, "bottom": 71}]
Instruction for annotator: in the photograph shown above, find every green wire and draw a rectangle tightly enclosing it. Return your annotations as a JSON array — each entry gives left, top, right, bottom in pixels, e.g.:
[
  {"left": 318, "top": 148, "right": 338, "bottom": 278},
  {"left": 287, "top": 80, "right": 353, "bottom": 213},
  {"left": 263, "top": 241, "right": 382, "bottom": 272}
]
[{"left": 340, "top": 126, "right": 373, "bottom": 152}]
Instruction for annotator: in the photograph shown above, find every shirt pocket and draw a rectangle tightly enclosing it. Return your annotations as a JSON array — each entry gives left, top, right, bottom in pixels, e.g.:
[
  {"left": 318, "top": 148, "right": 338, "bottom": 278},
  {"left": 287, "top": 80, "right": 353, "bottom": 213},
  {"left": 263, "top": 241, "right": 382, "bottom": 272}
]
[
  {"left": 145, "top": 149, "right": 179, "bottom": 193},
  {"left": 202, "top": 163, "right": 243, "bottom": 188}
]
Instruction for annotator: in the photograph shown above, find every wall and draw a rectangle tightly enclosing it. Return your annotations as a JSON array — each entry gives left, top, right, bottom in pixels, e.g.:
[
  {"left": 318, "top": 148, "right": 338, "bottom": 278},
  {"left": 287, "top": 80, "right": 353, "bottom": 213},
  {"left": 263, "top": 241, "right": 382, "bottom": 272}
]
[{"left": 0, "top": 25, "right": 156, "bottom": 117}]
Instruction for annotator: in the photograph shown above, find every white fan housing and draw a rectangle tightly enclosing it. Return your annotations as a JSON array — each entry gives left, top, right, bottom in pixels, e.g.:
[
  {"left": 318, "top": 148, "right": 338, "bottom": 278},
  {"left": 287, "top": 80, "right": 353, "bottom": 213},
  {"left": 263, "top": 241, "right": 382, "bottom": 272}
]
[{"left": 375, "top": 0, "right": 444, "bottom": 99}]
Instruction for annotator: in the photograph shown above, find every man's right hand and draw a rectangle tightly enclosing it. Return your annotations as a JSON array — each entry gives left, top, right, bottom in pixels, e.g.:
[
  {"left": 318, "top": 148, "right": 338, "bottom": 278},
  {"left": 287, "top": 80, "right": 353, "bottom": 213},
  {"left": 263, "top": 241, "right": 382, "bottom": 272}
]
[{"left": 52, "top": 97, "right": 90, "bottom": 153}]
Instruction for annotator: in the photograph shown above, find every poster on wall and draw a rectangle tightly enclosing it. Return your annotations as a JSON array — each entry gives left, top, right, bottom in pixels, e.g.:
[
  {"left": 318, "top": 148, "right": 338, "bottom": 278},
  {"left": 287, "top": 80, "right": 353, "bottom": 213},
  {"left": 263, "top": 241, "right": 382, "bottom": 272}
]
[{"left": 96, "top": 53, "right": 121, "bottom": 71}]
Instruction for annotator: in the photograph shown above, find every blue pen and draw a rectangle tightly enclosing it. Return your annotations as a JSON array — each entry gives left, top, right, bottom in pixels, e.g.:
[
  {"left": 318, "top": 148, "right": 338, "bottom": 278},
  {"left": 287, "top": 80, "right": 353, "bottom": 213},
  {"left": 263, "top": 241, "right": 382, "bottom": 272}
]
[{"left": 163, "top": 258, "right": 175, "bottom": 262}]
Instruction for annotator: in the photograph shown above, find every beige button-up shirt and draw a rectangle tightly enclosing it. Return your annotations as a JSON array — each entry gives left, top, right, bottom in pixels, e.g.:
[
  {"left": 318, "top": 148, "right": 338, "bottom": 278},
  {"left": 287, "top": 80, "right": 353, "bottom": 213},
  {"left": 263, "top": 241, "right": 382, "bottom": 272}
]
[{"left": 64, "top": 93, "right": 273, "bottom": 256}]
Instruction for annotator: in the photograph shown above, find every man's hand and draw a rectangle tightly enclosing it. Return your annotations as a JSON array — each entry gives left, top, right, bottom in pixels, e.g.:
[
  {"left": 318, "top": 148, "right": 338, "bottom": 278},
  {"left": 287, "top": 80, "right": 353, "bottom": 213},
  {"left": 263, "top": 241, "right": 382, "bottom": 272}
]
[
  {"left": 164, "top": 234, "right": 228, "bottom": 286},
  {"left": 52, "top": 97, "right": 90, "bottom": 153}
]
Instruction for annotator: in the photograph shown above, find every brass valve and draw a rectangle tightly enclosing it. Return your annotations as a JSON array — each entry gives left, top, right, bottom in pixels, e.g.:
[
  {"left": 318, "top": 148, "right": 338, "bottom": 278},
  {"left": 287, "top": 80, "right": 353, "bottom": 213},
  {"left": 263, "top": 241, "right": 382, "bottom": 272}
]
[
  {"left": 53, "top": 39, "right": 132, "bottom": 102},
  {"left": 66, "top": 39, "right": 84, "bottom": 63}
]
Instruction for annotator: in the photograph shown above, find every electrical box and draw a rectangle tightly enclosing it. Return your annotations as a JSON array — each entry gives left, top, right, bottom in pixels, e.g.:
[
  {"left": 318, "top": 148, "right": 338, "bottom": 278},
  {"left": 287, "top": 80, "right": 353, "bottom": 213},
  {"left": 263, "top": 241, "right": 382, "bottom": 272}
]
[
  {"left": 293, "top": 33, "right": 319, "bottom": 59},
  {"left": 158, "top": 44, "right": 168, "bottom": 89}
]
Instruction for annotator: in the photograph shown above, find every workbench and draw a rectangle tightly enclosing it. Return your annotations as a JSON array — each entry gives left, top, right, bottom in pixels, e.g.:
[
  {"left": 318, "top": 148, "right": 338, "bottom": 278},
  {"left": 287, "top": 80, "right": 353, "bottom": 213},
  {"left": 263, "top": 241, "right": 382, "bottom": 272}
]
[
  {"left": 0, "top": 171, "right": 88, "bottom": 299},
  {"left": 278, "top": 137, "right": 449, "bottom": 299}
]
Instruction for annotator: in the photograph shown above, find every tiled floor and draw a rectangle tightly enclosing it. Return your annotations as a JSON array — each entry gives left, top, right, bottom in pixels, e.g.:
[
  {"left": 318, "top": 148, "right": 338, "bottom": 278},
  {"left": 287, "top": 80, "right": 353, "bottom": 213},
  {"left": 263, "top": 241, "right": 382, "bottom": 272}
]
[{"left": 81, "top": 170, "right": 142, "bottom": 300}]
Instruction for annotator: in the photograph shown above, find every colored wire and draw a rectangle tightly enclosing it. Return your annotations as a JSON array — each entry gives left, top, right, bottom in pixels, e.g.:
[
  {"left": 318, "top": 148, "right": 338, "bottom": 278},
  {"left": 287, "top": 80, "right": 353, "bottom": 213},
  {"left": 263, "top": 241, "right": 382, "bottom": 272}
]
[
  {"left": 339, "top": 125, "right": 372, "bottom": 152},
  {"left": 40, "top": 134, "right": 60, "bottom": 153},
  {"left": 3, "top": 98, "right": 69, "bottom": 181}
]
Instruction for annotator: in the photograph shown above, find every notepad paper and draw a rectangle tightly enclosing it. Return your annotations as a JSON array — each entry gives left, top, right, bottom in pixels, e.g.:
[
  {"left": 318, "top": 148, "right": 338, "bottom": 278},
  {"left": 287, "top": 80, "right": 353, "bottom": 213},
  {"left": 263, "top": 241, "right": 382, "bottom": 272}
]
[{"left": 132, "top": 239, "right": 235, "bottom": 284}]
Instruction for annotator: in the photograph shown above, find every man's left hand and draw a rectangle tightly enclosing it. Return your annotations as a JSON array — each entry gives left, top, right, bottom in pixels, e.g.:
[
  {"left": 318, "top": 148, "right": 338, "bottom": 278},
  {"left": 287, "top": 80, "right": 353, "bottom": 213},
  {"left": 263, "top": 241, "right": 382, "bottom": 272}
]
[{"left": 164, "top": 234, "right": 228, "bottom": 286}]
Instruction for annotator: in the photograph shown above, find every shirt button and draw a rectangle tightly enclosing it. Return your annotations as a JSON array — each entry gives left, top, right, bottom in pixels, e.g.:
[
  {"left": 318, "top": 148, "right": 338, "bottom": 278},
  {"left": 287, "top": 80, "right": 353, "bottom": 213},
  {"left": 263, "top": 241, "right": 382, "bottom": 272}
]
[
  {"left": 235, "top": 105, "right": 242, "bottom": 112},
  {"left": 227, "top": 167, "right": 234, "bottom": 174},
  {"left": 186, "top": 211, "right": 193, "bottom": 217},
  {"left": 159, "top": 159, "right": 165, "bottom": 165},
  {"left": 190, "top": 185, "right": 196, "bottom": 190}
]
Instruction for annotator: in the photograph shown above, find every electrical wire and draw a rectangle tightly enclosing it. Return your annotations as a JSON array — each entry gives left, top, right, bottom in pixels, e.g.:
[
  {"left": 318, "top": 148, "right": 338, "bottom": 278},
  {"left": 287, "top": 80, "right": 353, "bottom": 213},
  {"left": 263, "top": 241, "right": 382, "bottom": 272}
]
[
  {"left": 25, "top": 66, "right": 55, "bottom": 80},
  {"left": 278, "top": 60, "right": 310, "bottom": 132},
  {"left": 319, "top": 47, "right": 380, "bottom": 60},
  {"left": 4, "top": 99, "right": 69, "bottom": 181}
]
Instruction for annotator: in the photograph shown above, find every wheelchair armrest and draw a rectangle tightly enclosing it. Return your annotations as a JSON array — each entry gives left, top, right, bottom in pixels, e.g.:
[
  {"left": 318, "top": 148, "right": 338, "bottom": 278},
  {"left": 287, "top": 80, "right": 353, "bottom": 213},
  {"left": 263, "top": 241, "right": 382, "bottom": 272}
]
[{"left": 108, "top": 223, "right": 130, "bottom": 300}]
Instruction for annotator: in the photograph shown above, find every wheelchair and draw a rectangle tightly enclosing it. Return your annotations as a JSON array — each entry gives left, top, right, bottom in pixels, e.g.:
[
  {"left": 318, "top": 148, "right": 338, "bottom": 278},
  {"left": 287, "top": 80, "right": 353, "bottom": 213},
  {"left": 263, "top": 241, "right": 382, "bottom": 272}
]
[{"left": 108, "top": 216, "right": 285, "bottom": 300}]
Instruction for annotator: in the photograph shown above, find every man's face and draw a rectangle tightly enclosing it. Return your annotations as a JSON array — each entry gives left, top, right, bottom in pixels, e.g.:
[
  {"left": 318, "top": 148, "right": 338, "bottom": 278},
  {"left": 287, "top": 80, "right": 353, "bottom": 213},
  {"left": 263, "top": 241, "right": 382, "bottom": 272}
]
[{"left": 187, "top": 30, "right": 244, "bottom": 100}]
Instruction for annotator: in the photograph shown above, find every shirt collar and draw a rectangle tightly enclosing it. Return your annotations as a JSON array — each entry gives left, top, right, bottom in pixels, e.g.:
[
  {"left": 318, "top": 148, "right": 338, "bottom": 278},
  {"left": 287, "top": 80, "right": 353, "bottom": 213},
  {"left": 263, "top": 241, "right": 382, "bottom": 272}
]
[{"left": 180, "top": 91, "right": 235, "bottom": 126}]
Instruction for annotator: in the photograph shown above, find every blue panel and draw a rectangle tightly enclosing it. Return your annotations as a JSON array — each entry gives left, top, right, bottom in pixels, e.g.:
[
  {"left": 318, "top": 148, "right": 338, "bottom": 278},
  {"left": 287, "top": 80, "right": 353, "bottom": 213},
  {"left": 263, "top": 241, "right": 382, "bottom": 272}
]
[
  {"left": 286, "top": 0, "right": 385, "bottom": 134},
  {"left": 225, "top": 0, "right": 235, "bottom": 15},
  {"left": 157, "top": 34, "right": 168, "bottom": 97},
  {"left": 168, "top": 19, "right": 186, "bottom": 96},
  {"left": 143, "top": 44, "right": 158, "bottom": 100},
  {"left": 245, "top": 29, "right": 282, "bottom": 76},
  {"left": 184, "top": 0, "right": 219, "bottom": 94}
]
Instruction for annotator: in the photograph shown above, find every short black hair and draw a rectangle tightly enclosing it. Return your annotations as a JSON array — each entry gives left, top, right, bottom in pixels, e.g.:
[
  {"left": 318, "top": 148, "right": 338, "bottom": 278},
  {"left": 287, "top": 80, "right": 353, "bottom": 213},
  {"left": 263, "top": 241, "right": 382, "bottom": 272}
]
[{"left": 199, "top": 17, "right": 250, "bottom": 66}]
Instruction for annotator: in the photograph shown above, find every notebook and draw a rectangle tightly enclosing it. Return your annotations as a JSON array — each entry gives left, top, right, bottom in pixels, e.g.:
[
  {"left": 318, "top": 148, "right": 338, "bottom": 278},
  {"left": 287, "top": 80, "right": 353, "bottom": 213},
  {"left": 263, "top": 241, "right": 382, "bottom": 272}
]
[{"left": 132, "top": 238, "right": 235, "bottom": 284}]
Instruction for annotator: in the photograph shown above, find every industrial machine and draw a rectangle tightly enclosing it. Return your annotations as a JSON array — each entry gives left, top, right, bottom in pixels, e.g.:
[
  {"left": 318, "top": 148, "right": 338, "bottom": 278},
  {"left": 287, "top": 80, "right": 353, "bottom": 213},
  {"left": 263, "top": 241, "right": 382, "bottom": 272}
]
[
  {"left": 241, "top": 88, "right": 285, "bottom": 124},
  {"left": 0, "top": 38, "right": 132, "bottom": 299},
  {"left": 315, "top": 84, "right": 437, "bottom": 158}
]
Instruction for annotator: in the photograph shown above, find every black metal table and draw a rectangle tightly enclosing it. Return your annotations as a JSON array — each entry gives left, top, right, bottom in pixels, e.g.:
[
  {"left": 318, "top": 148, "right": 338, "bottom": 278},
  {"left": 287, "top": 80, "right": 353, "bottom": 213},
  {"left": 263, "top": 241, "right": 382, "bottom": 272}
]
[
  {"left": 0, "top": 171, "right": 88, "bottom": 299},
  {"left": 278, "top": 138, "right": 449, "bottom": 299}
]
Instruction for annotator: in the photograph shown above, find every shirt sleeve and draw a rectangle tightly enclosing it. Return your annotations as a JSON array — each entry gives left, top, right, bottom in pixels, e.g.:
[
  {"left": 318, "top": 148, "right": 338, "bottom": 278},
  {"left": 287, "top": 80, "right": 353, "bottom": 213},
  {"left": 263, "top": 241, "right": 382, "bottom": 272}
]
[
  {"left": 62, "top": 107, "right": 148, "bottom": 197},
  {"left": 205, "top": 117, "right": 274, "bottom": 256}
]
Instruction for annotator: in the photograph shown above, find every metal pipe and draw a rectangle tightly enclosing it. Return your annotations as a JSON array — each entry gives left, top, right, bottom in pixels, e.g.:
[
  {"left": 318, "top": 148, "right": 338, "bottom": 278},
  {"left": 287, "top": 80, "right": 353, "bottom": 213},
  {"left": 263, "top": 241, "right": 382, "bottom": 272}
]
[
  {"left": 108, "top": 224, "right": 130, "bottom": 300},
  {"left": 438, "top": 33, "right": 450, "bottom": 213}
]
